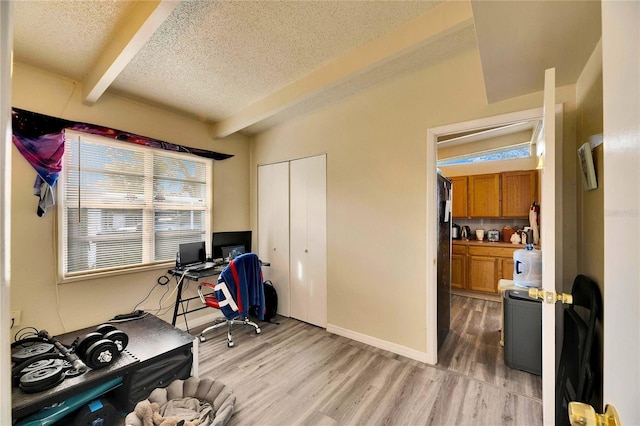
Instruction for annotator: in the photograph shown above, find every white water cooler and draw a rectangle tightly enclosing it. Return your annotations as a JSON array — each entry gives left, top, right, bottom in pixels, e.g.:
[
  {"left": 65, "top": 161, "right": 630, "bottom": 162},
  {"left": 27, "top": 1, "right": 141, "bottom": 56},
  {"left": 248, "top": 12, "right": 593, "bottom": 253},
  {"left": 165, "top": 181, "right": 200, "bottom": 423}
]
[{"left": 513, "top": 233, "right": 542, "bottom": 288}]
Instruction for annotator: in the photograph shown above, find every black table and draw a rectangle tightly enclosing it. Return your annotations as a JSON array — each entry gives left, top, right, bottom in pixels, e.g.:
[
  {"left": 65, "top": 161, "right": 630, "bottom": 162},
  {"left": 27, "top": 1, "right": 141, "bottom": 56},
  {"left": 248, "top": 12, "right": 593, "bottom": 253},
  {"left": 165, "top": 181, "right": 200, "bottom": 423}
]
[
  {"left": 168, "top": 266, "right": 224, "bottom": 329},
  {"left": 168, "top": 260, "right": 270, "bottom": 329},
  {"left": 12, "top": 314, "right": 195, "bottom": 422}
]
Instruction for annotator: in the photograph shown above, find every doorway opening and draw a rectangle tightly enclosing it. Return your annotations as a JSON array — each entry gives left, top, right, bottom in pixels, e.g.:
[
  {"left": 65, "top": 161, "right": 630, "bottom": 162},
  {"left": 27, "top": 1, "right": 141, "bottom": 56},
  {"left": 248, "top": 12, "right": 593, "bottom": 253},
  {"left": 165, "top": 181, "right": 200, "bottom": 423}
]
[{"left": 425, "top": 107, "right": 545, "bottom": 402}]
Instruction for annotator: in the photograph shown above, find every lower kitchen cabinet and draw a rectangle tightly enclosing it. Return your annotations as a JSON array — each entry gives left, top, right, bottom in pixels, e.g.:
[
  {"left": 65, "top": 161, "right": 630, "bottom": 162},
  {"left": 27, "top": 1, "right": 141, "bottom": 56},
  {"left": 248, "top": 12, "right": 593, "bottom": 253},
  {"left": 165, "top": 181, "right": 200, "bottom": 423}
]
[
  {"left": 499, "top": 257, "right": 515, "bottom": 282},
  {"left": 451, "top": 244, "right": 467, "bottom": 289},
  {"left": 468, "top": 255, "right": 498, "bottom": 293},
  {"left": 453, "top": 243, "right": 520, "bottom": 294},
  {"left": 451, "top": 253, "right": 466, "bottom": 290}
]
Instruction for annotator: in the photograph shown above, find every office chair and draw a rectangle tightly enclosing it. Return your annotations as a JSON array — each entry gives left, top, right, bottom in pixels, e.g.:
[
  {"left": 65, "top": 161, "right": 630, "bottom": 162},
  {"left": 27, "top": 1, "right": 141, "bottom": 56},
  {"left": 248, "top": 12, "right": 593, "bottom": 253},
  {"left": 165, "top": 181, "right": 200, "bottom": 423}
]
[
  {"left": 556, "top": 274, "right": 602, "bottom": 426},
  {"left": 197, "top": 253, "right": 266, "bottom": 347}
]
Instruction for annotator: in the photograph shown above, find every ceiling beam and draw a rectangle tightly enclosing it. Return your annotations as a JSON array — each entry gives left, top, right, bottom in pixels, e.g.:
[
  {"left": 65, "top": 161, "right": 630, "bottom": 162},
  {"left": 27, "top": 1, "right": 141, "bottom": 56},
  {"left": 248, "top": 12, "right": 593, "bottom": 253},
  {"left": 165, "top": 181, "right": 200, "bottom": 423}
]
[
  {"left": 210, "top": 0, "right": 474, "bottom": 139},
  {"left": 82, "top": 0, "right": 178, "bottom": 105}
]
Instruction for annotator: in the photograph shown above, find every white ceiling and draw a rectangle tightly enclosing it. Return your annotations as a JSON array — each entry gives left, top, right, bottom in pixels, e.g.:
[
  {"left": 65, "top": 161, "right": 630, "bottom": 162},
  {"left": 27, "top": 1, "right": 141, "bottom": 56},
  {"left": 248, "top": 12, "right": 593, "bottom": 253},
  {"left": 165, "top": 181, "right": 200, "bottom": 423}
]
[
  {"left": 472, "top": 0, "right": 602, "bottom": 103},
  {"left": 11, "top": 0, "right": 601, "bottom": 137}
]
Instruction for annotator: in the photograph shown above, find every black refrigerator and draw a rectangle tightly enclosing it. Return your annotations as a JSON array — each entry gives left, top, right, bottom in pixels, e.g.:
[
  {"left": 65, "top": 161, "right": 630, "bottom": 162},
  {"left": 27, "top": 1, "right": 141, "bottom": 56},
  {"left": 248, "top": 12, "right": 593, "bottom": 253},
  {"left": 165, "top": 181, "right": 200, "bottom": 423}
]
[{"left": 437, "top": 173, "right": 452, "bottom": 349}]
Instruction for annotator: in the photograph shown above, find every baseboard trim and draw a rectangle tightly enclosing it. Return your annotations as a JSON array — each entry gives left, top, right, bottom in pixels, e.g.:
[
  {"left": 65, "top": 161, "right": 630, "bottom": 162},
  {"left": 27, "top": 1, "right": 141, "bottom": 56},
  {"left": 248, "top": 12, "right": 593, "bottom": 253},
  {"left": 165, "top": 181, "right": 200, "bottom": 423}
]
[
  {"left": 178, "top": 315, "right": 430, "bottom": 364},
  {"left": 326, "top": 323, "right": 429, "bottom": 363}
]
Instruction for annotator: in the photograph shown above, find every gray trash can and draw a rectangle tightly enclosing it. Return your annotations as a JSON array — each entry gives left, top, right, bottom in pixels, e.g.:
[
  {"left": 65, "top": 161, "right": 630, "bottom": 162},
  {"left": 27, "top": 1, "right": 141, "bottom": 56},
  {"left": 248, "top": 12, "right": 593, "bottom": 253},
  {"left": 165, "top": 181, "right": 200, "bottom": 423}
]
[{"left": 503, "top": 288, "right": 542, "bottom": 375}]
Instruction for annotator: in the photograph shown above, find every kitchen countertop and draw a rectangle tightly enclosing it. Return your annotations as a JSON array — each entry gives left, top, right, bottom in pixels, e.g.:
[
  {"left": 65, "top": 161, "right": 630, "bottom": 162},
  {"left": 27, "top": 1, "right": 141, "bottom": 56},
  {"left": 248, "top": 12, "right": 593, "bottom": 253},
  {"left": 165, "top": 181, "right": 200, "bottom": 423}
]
[{"left": 452, "top": 239, "right": 538, "bottom": 249}]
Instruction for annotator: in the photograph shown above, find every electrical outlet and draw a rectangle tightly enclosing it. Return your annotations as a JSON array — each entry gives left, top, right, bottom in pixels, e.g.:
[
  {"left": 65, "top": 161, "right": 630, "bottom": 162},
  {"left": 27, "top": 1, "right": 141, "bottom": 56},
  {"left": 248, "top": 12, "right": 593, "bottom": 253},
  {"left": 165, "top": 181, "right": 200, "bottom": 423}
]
[{"left": 10, "top": 310, "right": 21, "bottom": 327}]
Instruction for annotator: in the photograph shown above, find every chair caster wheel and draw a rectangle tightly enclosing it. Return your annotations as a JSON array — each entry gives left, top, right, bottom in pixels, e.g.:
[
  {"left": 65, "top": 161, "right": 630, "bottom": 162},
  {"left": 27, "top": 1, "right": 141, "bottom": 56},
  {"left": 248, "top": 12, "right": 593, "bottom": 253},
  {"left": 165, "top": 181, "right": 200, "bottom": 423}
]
[
  {"left": 255, "top": 328, "right": 261, "bottom": 334},
  {"left": 227, "top": 341, "right": 234, "bottom": 348},
  {"left": 199, "top": 335, "right": 206, "bottom": 343}
]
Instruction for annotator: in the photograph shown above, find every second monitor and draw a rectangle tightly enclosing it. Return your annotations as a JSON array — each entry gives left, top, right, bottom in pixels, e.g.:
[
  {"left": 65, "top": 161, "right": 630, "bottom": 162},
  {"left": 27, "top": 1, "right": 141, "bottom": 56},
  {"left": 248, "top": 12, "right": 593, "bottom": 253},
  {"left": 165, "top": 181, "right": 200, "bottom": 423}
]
[{"left": 212, "top": 231, "right": 252, "bottom": 260}]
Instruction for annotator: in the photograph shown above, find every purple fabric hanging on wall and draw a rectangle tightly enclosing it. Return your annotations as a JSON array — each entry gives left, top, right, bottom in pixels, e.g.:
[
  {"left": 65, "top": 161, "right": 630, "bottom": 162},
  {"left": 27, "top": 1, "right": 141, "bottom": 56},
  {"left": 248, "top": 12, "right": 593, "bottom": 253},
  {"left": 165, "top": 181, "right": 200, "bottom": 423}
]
[
  {"left": 11, "top": 108, "right": 233, "bottom": 216},
  {"left": 11, "top": 109, "right": 71, "bottom": 187}
]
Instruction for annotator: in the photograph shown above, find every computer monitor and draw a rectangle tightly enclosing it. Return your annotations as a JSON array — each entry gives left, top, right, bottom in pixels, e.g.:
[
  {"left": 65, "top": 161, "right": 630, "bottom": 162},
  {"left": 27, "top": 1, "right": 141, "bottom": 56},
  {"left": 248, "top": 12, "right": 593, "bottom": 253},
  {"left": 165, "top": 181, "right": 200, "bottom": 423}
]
[{"left": 212, "top": 231, "right": 252, "bottom": 260}]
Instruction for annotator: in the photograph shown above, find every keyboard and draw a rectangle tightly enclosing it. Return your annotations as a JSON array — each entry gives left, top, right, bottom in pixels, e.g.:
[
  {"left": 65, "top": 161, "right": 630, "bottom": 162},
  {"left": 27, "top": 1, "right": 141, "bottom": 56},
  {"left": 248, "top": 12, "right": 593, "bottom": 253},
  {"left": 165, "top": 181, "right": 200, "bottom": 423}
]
[{"left": 186, "top": 262, "right": 216, "bottom": 272}]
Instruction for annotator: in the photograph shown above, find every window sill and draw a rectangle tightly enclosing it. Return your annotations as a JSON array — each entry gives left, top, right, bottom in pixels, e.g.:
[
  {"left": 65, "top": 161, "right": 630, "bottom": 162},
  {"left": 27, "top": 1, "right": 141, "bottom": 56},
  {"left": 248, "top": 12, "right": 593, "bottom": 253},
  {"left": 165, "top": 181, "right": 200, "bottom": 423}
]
[{"left": 58, "top": 262, "right": 174, "bottom": 284}]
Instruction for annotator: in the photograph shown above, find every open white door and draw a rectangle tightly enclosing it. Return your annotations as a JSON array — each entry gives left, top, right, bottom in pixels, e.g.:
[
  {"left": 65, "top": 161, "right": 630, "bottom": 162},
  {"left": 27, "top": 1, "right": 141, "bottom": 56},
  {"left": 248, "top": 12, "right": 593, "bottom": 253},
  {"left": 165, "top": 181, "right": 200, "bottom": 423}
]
[
  {"left": 539, "top": 67, "right": 560, "bottom": 426},
  {"left": 600, "top": 1, "right": 640, "bottom": 424}
]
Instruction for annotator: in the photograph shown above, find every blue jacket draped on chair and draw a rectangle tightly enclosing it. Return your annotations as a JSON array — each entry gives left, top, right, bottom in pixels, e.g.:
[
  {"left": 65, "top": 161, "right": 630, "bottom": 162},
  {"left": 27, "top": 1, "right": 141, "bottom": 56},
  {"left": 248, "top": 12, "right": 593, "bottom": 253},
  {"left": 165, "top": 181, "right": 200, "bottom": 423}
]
[{"left": 215, "top": 253, "right": 265, "bottom": 321}]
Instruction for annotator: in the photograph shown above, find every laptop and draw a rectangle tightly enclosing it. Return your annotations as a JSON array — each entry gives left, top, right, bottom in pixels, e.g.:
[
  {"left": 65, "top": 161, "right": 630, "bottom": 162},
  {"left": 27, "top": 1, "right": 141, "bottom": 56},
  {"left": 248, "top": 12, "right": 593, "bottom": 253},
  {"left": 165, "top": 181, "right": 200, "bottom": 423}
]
[{"left": 177, "top": 241, "right": 215, "bottom": 272}]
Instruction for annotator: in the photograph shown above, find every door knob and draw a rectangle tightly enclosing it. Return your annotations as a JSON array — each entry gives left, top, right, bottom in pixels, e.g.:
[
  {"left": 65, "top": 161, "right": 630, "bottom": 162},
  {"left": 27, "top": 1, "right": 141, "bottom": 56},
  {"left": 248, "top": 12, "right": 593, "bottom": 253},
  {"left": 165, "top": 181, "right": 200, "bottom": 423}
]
[
  {"left": 569, "top": 402, "right": 620, "bottom": 426},
  {"left": 528, "top": 288, "right": 573, "bottom": 304}
]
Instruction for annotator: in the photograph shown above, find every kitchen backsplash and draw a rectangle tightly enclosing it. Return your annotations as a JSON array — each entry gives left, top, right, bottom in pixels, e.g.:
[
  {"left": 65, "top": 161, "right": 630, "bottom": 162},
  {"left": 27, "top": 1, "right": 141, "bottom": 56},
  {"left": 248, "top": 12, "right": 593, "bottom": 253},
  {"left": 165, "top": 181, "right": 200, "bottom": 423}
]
[{"left": 452, "top": 218, "right": 530, "bottom": 235}]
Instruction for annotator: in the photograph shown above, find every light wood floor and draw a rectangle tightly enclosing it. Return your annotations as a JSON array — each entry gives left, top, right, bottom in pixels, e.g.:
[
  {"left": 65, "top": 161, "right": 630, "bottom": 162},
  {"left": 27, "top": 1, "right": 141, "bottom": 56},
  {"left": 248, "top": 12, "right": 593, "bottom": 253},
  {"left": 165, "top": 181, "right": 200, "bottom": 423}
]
[{"left": 190, "top": 294, "right": 542, "bottom": 425}]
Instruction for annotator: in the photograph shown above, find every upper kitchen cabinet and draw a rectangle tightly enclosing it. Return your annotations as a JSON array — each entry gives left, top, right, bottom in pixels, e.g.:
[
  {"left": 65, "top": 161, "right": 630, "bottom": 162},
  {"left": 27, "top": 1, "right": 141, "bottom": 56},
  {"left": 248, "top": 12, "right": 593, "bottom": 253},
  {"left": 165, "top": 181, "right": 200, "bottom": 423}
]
[
  {"left": 450, "top": 176, "right": 468, "bottom": 218},
  {"left": 468, "top": 173, "right": 501, "bottom": 217},
  {"left": 501, "top": 170, "right": 538, "bottom": 217}
]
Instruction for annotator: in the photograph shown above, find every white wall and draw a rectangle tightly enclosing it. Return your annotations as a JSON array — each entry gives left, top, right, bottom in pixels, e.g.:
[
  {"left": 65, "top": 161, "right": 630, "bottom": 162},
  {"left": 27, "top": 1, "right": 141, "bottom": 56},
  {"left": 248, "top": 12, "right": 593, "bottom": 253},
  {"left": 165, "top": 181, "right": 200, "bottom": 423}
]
[
  {"left": 575, "top": 41, "right": 604, "bottom": 288},
  {"left": 10, "top": 63, "right": 251, "bottom": 334},
  {"left": 250, "top": 46, "right": 578, "bottom": 356}
]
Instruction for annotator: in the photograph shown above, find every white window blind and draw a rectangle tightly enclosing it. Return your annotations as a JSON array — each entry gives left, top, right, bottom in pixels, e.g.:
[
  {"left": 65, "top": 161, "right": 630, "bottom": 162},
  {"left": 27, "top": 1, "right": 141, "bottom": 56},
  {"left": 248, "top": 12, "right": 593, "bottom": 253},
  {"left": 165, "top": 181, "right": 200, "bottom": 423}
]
[{"left": 59, "top": 130, "right": 211, "bottom": 280}]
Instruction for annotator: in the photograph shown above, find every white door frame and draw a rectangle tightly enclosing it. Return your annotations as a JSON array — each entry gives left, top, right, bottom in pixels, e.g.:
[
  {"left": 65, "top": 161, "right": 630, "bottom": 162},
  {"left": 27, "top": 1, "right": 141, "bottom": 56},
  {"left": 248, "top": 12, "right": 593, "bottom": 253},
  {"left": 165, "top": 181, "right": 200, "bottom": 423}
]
[
  {"left": 425, "top": 106, "right": 544, "bottom": 364},
  {"left": 0, "top": 1, "right": 12, "bottom": 422}
]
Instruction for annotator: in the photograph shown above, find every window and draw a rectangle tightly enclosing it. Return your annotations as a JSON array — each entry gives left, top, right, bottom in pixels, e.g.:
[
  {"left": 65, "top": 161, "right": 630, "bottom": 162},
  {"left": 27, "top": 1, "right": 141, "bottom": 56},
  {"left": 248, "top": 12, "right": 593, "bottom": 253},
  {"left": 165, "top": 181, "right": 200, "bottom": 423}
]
[
  {"left": 437, "top": 143, "right": 531, "bottom": 166},
  {"left": 59, "top": 130, "right": 211, "bottom": 280}
]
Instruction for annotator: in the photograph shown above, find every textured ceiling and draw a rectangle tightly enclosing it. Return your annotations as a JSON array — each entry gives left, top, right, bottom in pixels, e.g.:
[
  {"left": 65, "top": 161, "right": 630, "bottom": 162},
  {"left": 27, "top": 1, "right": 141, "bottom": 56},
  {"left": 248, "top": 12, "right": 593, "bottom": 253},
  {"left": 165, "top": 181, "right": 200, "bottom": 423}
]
[
  {"left": 13, "top": 1, "right": 136, "bottom": 81},
  {"left": 111, "top": 0, "right": 441, "bottom": 120},
  {"left": 245, "top": 24, "right": 478, "bottom": 134},
  {"left": 11, "top": 0, "right": 601, "bottom": 137}
]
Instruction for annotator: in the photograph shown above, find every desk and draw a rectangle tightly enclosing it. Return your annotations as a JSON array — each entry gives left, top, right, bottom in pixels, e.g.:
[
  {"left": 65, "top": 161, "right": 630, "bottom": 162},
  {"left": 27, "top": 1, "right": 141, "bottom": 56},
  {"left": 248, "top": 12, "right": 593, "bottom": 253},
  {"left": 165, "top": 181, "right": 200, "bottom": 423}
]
[
  {"left": 168, "top": 266, "right": 224, "bottom": 328},
  {"left": 168, "top": 260, "right": 270, "bottom": 329},
  {"left": 12, "top": 314, "right": 195, "bottom": 422}
]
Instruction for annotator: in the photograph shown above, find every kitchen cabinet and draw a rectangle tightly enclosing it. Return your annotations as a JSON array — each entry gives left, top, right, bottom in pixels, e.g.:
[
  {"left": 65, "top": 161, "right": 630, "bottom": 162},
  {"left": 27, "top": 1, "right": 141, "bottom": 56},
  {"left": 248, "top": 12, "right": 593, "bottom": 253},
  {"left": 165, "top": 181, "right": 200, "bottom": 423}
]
[
  {"left": 468, "top": 173, "right": 501, "bottom": 217},
  {"left": 450, "top": 176, "right": 468, "bottom": 218},
  {"left": 451, "top": 244, "right": 467, "bottom": 290},
  {"left": 448, "top": 170, "right": 537, "bottom": 218},
  {"left": 468, "top": 255, "right": 498, "bottom": 293},
  {"left": 467, "top": 245, "right": 519, "bottom": 294},
  {"left": 501, "top": 170, "right": 538, "bottom": 217},
  {"left": 499, "top": 257, "right": 515, "bottom": 282},
  {"left": 453, "top": 243, "right": 520, "bottom": 294}
]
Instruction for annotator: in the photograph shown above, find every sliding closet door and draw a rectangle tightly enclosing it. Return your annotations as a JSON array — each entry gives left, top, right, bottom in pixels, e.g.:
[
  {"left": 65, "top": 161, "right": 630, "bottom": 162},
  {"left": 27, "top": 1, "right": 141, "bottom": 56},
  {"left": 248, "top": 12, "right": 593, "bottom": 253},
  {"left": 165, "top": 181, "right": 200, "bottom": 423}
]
[
  {"left": 258, "top": 162, "right": 291, "bottom": 316},
  {"left": 290, "top": 155, "right": 327, "bottom": 327}
]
